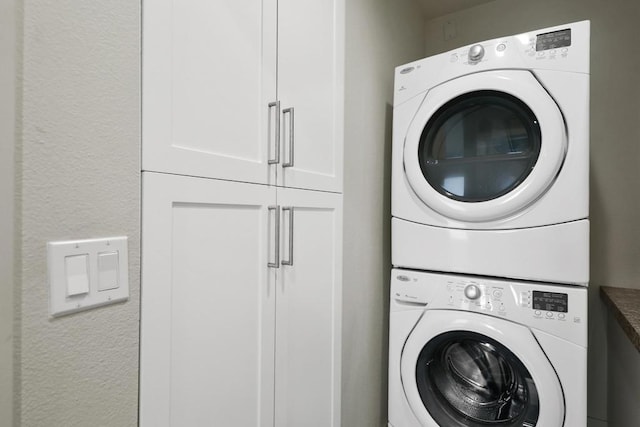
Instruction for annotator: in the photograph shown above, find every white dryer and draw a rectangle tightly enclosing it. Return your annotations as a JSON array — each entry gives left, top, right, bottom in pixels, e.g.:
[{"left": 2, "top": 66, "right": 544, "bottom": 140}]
[
  {"left": 392, "top": 21, "right": 590, "bottom": 285},
  {"left": 388, "top": 269, "right": 587, "bottom": 427}
]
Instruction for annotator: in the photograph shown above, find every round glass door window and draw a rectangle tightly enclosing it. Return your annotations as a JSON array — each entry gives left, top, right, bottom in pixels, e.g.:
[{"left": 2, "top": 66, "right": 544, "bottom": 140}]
[
  {"left": 418, "top": 90, "right": 542, "bottom": 202},
  {"left": 416, "top": 331, "right": 539, "bottom": 426}
]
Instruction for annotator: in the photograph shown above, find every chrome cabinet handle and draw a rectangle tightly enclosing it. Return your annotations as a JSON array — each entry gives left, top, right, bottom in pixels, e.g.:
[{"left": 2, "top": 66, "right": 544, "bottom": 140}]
[
  {"left": 282, "top": 107, "right": 294, "bottom": 168},
  {"left": 268, "top": 101, "right": 280, "bottom": 165},
  {"left": 268, "top": 205, "right": 280, "bottom": 268},
  {"left": 281, "top": 207, "right": 294, "bottom": 266}
]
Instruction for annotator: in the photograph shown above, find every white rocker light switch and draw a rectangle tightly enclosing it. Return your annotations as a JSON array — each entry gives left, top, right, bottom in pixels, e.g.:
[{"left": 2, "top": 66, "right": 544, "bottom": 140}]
[
  {"left": 48, "top": 236, "right": 129, "bottom": 317},
  {"left": 65, "top": 254, "right": 90, "bottom": 296}
]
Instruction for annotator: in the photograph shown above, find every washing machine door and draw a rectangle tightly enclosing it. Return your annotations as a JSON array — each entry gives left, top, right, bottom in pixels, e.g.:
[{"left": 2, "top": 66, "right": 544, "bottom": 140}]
[
  {"left": 403, "top": 70, "right": 566, "bottom": 223},
  {"left": 400, "top": 310, "right": 564, "bottom": 426}
]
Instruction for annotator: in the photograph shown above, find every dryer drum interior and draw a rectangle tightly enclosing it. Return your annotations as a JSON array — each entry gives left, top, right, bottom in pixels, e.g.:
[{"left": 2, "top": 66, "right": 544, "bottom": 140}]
[
  {"left": 415, "top": 331, "right": 540, "bottom": 426},
  {"left": 418, "top": 90, "right": 542, "bottom": 203}
]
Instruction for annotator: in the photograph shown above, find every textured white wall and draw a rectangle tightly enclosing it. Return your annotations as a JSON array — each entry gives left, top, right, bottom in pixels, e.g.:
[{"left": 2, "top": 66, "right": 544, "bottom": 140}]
[
  {"left": 0, "top": 0, "right": 16, "bottom": 425},
  {"left": 18, "top": 0, "right": 140, "bottom": 425},
  {"left": 343, "top": 0, "right": 425, "bottom": 425},
  {"left": 424, "top": 1, "right": 640, "bottom": 426}
]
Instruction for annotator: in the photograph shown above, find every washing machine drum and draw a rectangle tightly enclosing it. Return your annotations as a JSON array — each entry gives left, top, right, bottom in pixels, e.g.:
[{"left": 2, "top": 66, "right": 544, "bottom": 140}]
[
  {"left": 403, "top": 70, "right": 567, "bottom": 223},
  {"left": 400, "top": 311, "right": 565, "bottom": 426},
  {"left": 416, "top": 331, "right": 539, "bottom": 426}
]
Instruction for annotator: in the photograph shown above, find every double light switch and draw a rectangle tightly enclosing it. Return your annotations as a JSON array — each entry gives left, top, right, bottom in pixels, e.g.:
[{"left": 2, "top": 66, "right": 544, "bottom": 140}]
[{"left": 48, "top": 236, "right": 129, "bottom": 317}]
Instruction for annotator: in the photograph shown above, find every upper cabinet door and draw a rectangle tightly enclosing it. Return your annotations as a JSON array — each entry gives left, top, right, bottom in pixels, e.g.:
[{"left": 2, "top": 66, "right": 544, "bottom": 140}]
[
  {"left": 277, "top": 0, "right": 344, "bottom": 193},
  {"left": 143, "top": 0, "right": 278, "bottom": 185}
]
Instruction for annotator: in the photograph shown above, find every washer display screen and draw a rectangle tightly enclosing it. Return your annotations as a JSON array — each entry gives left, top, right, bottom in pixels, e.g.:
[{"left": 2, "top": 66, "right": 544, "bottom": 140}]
[
  {"left": 533, "top": 291, "right": 568, "bottom": 312},
  {"left": 536, "top": 28, "right": 571, "bottom": 51}
]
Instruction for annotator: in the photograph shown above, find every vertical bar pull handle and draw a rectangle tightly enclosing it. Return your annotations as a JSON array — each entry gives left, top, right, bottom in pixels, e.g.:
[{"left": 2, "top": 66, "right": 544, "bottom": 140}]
[
  {"left": 281, "top": 207, "right": 294, "bottom": 266},
  {"left": 282, "top": 107, "right": 294, "bottom": 168},
  {"left": 268, "top": 205, "right": 280, "bottom": 268},
  {"left": 268, "top": 101, "right": 281, "bottom": 165}
]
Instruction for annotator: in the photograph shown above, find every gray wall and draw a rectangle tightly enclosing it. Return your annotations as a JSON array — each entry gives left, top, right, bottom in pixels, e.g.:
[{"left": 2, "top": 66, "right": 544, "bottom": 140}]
[
  {"left": 342, "top": 0, "right": 425, "bottom": 425},
  {"left": 424, "top": 1, "right": 640, "bottom": 426},
  {"left": 1, "top": 0, "right": 16, "bottom": 425},
  {"left": 15, "top": 0, "right": 141, "bottom": 425},
  {"left": 607, "top": 313, "right": 640, "bottom": 427}
]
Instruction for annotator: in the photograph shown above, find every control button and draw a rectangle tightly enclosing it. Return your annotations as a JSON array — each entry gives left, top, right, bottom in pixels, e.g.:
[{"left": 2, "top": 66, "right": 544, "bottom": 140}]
[
  {"left": 486, "top": 302, "right": 492, "bottom": 310},
  {"left": 499, "top": 303, "right": 505, "bottom": 312},
  {"left": 558, "top": 313, "right": 566, "bottom": 320},
  {"left": 65, "top": 254, "right": 90, "bottom": 297},
  {"left": 546, "top": 312, "right": 554, "bottom": 318},
  {"left": 496, "top": 43, "right": 506, "bottom": 52},
  {"left": 561, "top": 48, "right": 569, "bottom": 53},
  {"left": 98, "top": 251, "right": 120, "bottom": 291},
  {"left": 492, "top": 289, "right": 503, "bottom": 299},
  {"left": 537, "top": 51, "right": 545, "bottom": 57},
  {"left": 450, "top": 54, "right": 459, "bottom": 63},
  {"left": 468, "top": 44, "right": 485, "bottom": 62},
  {"left": 534, "top": 310, "right": 542, "bottom": 316},
  {"left": 464, "top": 284, "right": 482, "bottom": 300}
]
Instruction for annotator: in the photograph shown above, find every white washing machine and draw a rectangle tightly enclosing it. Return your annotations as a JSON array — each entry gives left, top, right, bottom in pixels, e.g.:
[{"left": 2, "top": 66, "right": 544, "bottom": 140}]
[
  {"left": 392, "top": 21, "right": 590, "bottom": 285},
  {"left": 388, "top": 269, "right": 587, "bottom": 427}
]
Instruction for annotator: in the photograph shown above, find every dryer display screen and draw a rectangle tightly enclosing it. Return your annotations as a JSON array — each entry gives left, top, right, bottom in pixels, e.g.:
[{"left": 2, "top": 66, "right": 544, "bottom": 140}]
[
  {"left": 533, "top": 291, "right": 568, "bottom": 312},
  {"left": 536, "top": 28, "right": 571, "bottom": 51}
]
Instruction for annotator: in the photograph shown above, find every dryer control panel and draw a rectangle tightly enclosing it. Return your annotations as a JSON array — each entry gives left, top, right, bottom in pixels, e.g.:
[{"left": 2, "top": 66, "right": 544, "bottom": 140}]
[
  {"left": 393, "top": 20, "right": 590, "bottom": 107},
  {"left": 391, "top": 268, "right": 587, "bottom": 347}
]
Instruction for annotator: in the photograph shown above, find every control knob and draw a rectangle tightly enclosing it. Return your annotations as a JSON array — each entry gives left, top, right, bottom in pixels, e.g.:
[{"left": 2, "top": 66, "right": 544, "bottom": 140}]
[
  {"left": 464, "top": 284, "right": 481, "bottom": 300},
  {"left": 469, "top": 44, "right": 485, "bottom": 62}
]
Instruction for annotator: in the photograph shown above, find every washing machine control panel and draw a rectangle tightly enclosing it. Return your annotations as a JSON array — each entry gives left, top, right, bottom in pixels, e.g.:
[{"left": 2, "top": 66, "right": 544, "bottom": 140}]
[
  {"left": 444, "top": 279, "right": 509, "bottom": 315},
  {"left": 521, "top": 290, "right": 570, "bottom": 320},
  {"left": 445, "top": 280, "right": 576, "bottom": 322},
  {"left": 392, "top": 269, "right": 588, "bottom": 346}
]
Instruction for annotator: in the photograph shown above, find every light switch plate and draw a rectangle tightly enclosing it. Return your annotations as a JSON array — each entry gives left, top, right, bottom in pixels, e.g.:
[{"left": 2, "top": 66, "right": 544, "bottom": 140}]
[{"left": 48, "top": 236, "right": 129, "bottom": 317}]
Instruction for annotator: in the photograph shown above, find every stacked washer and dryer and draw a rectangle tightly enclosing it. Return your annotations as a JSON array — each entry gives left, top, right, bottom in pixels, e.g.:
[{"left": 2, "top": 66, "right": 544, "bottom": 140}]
[{"left": 389, "top": 22, "right": 590, "bottom": 427}]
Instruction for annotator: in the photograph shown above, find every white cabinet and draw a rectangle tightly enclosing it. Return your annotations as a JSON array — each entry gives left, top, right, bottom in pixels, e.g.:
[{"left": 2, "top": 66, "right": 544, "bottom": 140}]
[
  {"left": 139, "top": 173, "right": 276, "bottom": 426},
  {"left": 276, "top": 0, "right": 344, "bottom": 192},
  {"left": 142, "top": 0, "right": 278, "bottom": 185},
  {"left": 143, "top": 0, "right": 344, "bottom": 193},
  {"left": 141, "top": 0, "right": 344, "bottom": 424},
  {"left": 140, "top": 173, "right": 342, "bottom": 426},
  {"left": 274, "top": 188, "right": 342, "bottom": 426}
]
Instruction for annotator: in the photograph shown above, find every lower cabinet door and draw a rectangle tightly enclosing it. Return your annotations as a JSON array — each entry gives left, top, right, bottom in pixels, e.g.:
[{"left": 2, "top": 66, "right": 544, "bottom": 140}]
[
  {"left": 274, "top": 187, "right": 343, "bottom": 427},
  {"left": 140, "top": 172, "right": 276, "bottom": 427}
]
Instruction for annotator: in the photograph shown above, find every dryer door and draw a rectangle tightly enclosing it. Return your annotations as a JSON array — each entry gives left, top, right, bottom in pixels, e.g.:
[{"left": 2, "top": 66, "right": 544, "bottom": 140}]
[
  {"left": 403, "top": 70, "right": 566, "bottom": 223},
  {"left": 400, "top": 310, "right": 564, "bottom": 427}
]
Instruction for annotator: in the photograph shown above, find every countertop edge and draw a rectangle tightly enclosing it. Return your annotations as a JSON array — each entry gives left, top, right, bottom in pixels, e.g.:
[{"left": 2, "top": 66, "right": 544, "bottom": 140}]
[{"left": 600, "top": 286, "right": 640, "bottom": 353}]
